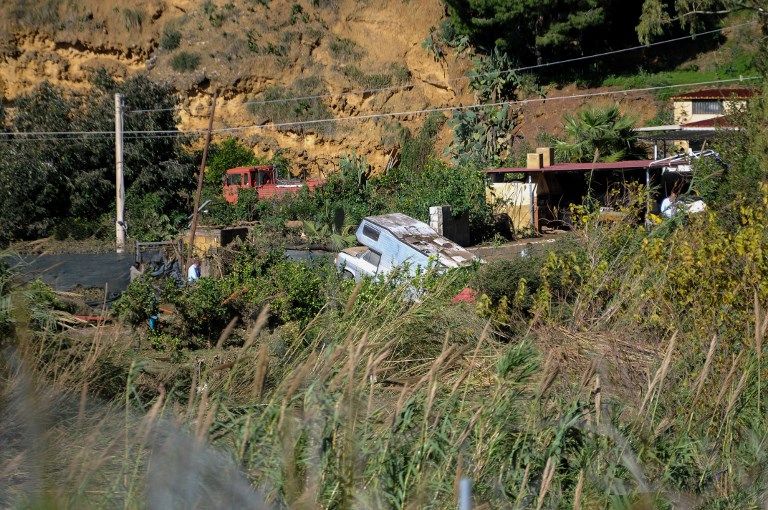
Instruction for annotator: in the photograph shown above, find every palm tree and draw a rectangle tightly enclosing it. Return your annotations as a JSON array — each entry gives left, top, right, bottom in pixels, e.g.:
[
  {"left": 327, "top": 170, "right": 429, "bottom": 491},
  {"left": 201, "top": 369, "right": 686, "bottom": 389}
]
[{"left": 555, "top": 105, "right": 643, "bottom": 163}]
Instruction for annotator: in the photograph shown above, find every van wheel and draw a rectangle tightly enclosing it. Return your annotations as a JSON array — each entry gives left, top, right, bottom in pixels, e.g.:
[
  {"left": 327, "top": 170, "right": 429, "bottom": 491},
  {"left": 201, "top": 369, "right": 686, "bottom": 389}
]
[{"left": 342, "top": 270, "right": 355, "bottom": 280}]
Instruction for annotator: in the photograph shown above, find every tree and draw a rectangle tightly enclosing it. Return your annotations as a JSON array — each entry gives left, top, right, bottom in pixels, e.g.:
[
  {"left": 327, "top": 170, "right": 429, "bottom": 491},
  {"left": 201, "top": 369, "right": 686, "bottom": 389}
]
[
  {"left": 206, "top": 137, "right": 259, "bottom": 187},
  {"left": 554, "top": 105, "right": 643, "bottom": 163},
  {"left": 444, "top": 0, "right": 643, "bottom": 67},
  {"left": 0, "top": 71, "right": 196, "bottom": 245},
  {"left": 638, "top": 0, "right": 767, "bottom": 71}
]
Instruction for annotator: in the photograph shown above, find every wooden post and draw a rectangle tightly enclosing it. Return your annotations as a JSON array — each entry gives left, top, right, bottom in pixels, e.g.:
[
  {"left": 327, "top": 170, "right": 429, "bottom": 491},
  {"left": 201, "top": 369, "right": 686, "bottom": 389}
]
[
  {"left": 115, "top": 93, "right": 126, "bottom": 253},
  {"left": 187, "top": 90, "right": 218, "bottom": 267},
  {"left": 528, "top": 173, "right": 536, "bottom": 235}
]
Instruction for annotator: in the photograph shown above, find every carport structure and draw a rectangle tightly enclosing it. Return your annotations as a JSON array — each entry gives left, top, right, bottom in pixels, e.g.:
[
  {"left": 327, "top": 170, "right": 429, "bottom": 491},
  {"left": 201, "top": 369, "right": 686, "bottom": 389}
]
[{"left": 486, "top": 151, "right": 712, "bottom": 233}]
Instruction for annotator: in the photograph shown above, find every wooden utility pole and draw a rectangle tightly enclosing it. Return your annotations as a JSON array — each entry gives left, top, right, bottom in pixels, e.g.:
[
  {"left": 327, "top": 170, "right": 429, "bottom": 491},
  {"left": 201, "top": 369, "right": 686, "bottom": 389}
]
[
  {"left": 115, "top": 93, "right": 126, "bottom": 253},
  {"left": 186, "top": 90, "right": 218, "bottom": 267}
]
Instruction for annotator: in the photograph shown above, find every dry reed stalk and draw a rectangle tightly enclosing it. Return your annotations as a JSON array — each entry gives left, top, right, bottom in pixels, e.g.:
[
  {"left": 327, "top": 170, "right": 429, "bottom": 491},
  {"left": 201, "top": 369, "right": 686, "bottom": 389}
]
[
  {"left": 638, "top": 331, "right": 677, "bottom": 416},
  {"left": 392, "top": 384, "right": 411, "bottom": 427},
  {"left": 278, "top": 354, "right": 317, "bottom": 428},
  {"left": 535, "top": 457, "right": 556, "bottom": 510},
  {"left": 537, "top": 354, "right": 560, "bottom": 400},
  {"left": 573, "top": 469, "right": 585, "bottom": 510},
  {"left": 242, "top": 304, "right": 270, "bottom": 351},
  {"left": 77, "top": 382, "right": 89, "bottom": 427},
  {"left": 195, "top": 400, "right": 219, "bottom": 443},
  {"left": 238, "top": 414, "right": 252, "bottom": 460},
  {"left": 454, "top": 454, "right": 464, "bottom": 503},
  {"left": 186, "top": 363, "right": 199, "bottom": 419},
  {"left": 653, "top": 417, "right": 673, "bottom": 439},
  {"left": 724, "top": 368, "right": 750, "bottom": 418},
  {"left": 579, "top": 359, "right": 598, "bottom": 391},
  {"left": 250, "top": 342, "right": 270, "bottom": 400},
  {"left": 713, "top": 352, "right": 745, "bottom": 411},
  {"left": 138, "top": 386, "right": 166, "bottom": 445},
  {"left": 593, "top": 374, "right": 602, "bottom": 427},
  {"left": 692, "top": 334, "right": 719, "bottom": 402},
  {"left": 456, "top": 407, "right": 484, "bottom": 446},
  {"left": 193, "top": 385, "right": 209, "bottom": 437},
  {"left": 343, "top": 280, "right": 363, "bottom": 315},
  {"left": 215, "top": 315, "right": 239, "bottom": 349},
  {"left": 514, "top": 464, "right": 531, "bottom": 509}
]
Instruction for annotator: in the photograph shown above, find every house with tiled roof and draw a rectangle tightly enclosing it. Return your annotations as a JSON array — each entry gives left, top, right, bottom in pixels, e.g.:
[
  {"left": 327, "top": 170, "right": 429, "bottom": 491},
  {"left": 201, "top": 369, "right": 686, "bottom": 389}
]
[{"left": 671, "top": 87, "right": 756, "bottom": 127}]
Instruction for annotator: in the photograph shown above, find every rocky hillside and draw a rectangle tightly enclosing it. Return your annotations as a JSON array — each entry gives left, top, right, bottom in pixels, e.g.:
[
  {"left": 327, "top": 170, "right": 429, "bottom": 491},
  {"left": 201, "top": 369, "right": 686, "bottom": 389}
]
[
  {"left": 0, "top": 0, "right": 479, "bottom": 172},
  {"left": 0, "top": 0, "right": 721, "bottom": 174}
]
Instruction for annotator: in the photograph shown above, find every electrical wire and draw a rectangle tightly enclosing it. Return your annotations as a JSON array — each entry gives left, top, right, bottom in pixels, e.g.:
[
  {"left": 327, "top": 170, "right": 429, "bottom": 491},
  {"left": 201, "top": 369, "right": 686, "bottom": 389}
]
[
  {"left": 0, "top": 76, "right": 758, "bottom": 143},
  {"left": 123, "top": 20, "right": 758, "bottom": 115}
]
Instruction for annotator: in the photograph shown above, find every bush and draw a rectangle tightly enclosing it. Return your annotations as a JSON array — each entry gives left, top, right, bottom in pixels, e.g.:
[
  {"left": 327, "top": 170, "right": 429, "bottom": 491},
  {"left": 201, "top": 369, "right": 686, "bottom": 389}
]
[
  {"left": 160, "top": 27, "right": 182, "bottom": 50},
  {"left": 170, "top": 52, "right": 201, "bottom": 72},
  {"left": 51, "top": 217, "right": 101, "bottom": 241},
  {"left": 172, "top": 277, "right": 230, "bottom": 339},
  {"left": 113, "top": 276, "right": 158, "bottom": 326},
  {"left": 269, "top": 261, "right": 328, "bottom": 325}
]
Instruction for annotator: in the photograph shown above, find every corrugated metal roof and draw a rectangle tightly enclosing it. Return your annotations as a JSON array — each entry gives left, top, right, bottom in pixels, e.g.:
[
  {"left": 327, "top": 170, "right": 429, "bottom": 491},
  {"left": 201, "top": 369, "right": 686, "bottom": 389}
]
[
  {"left": 671, "top": 88, "right": 757, "bottom": 100},
  {"left": 488, "top": 160, "right": 656, "bottom": 174}
]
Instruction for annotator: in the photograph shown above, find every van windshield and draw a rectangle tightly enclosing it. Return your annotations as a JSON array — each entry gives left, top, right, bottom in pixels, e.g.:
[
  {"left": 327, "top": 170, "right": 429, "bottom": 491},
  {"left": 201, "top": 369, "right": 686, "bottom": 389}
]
[{"left": 226, "top": 174, "right": 243, "bottom": 185}]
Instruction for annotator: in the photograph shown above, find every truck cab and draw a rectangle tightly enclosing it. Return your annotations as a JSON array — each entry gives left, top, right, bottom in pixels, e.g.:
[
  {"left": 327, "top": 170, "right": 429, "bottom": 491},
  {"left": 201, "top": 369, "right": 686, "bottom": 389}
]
[
  {"left": 223, "top": 166, "right": 276, "bottom": 204},
  {"left": 223, "top": 165, "right": 322, "bottom": 204}
]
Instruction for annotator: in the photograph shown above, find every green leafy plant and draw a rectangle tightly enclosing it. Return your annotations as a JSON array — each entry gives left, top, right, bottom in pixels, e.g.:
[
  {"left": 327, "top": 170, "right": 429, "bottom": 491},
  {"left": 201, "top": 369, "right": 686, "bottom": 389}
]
[
  {"left": 160, "top": 26, "right": 182, "bottom": 50},
  {"left": 554, "top": 105, "right": 642, "bottom": 163},
  {"left": 170, "top": 51, "right": 201, "bottom": 72},
  {"left": 113, "top": 276, "right": 159, "bottom": 326}
]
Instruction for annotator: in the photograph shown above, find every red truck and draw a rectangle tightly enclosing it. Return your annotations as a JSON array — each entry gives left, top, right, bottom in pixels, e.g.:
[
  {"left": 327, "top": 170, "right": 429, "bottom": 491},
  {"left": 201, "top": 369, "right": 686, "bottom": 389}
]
[{"left": 223, "top": 165, "right": 322, "bottom": 204}]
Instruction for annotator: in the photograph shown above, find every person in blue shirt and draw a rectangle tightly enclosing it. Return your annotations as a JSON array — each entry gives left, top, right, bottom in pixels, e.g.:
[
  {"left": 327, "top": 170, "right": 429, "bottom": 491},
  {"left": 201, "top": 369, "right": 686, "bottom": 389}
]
[{"left": 187, "top": 258, "right": 201, "bottom": 282}]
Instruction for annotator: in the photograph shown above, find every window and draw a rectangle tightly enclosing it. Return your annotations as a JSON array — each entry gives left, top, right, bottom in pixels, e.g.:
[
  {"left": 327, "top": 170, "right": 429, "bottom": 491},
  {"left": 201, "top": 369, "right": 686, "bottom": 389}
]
[
  {"left": 361, "top": 249, "right": 381, "bottom": 267},
  {"left": 692, "top": 100, "right": 723, "bottom": 115},
  {"left": 362, "top": 225, "right": 380, "bottom": 241},
  {"left": 226, "top": 174, "right": 242, "bottom": 185},
  {"left": 243, "top": 173, "right": 249, "bottom": 185}
]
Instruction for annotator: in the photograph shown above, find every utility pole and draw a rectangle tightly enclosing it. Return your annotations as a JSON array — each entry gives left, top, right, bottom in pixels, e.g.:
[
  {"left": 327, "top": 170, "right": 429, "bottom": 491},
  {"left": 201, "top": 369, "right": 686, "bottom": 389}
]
[
  {"left": 115, "top": 93, "right": 126, "bottom": 253},
  {"left": 186, "top": 90, "right": 218, "bottom": 268}
]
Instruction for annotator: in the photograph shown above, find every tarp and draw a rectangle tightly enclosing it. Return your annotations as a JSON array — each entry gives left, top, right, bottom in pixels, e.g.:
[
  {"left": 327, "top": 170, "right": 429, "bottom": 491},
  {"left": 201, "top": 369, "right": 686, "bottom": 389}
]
[{"left": 7, "top": 253, "right": 135, "bottom": 296}]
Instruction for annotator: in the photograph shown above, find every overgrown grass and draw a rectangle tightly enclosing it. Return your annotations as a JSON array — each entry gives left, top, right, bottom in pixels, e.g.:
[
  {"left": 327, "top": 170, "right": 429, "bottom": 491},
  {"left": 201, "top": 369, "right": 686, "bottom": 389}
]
[
  {"left": 122, "top": 8, "right": 144, "bottom": 32},
  {"left": 7, "top": 180, "right": 768, "bottom": 507},
  {"left": 170, "top": 51, "right": 201, "bottom": 72}
]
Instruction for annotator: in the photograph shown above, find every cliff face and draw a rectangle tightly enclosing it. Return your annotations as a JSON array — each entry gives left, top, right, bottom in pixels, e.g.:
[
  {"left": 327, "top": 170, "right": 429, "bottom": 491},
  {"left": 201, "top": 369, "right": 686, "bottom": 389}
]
[{"left": 0, "top": 0, "right": 477, "bottom": 174}]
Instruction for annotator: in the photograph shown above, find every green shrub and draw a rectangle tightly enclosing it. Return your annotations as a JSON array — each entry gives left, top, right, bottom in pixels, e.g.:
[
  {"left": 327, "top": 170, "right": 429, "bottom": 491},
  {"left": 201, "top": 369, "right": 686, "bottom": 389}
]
[
  {"left": 269, "top": 261, "right": 327, "bottom": 325},
  {"left": 170, "top": 51, "right": 201, "bottom": 72},
  {"left": 160, "top": 27, "right": 182, "bottom": 50},
  {"left": 113, "top": 276, "right": 158, "bottom": 326},
  {"left": 172, "top": 277, "right": 230, "bottom": 338},
  {"left": 51, "top": 217, "right": 101, "bottom": 241},
  {"left": 341, "top": 65, "right": 392, "bottom": 89}
]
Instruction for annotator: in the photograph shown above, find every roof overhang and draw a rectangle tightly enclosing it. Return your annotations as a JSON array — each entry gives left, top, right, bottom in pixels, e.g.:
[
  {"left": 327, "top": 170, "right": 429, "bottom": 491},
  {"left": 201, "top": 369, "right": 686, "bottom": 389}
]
[{"left": 634, "top": 125, "right": 739, "bottom": 141}]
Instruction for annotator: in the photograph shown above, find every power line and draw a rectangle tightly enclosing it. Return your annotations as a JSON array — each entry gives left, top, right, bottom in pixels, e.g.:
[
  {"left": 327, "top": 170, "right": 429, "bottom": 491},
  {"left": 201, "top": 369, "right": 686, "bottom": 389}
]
[
  {"left": 124, "top": 20, "right": 757, "bottom": 115},
  {"left": 0, "top": 76, "right": 758, "bottom": 142}
]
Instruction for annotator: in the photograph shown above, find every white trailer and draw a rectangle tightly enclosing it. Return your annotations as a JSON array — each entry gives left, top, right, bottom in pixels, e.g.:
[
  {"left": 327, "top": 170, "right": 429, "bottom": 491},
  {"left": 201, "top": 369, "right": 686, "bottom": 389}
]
[{"left": 335, "top": 213, "right": 478, "bottom": 281}]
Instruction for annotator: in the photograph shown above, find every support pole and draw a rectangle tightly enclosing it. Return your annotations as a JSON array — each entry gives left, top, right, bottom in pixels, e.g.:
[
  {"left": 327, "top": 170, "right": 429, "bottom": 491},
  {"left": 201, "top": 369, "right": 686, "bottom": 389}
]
[
  {"left": 458, "top": 478, "right": 472, "bottom": 510},
  {"left": 645, "top": 166, "right": 651, "bottom": 222},
  {"left": 187, "top": 91, "right": 218, "bottom": 267},
  {"left": 115, "top": 93, "right": 126, "bottom": 253},
  {"left": 527, "top": 173, "right": 536, "bottom": 236}
]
